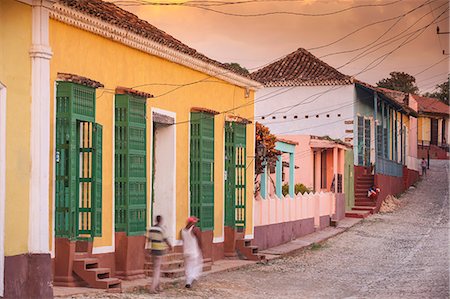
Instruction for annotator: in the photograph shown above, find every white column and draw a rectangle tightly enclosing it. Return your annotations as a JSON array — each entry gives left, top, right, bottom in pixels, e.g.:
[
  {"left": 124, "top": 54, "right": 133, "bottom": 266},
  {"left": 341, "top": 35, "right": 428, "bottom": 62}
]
[
  {"left": 333, "top": 147, "right": 338, "bottom": 193},
  {"left": 0, "top": 83, "right": 7, "bottom": 297},
  {"left": 28, "top": 0, "right": 55, "bottom": 254}
]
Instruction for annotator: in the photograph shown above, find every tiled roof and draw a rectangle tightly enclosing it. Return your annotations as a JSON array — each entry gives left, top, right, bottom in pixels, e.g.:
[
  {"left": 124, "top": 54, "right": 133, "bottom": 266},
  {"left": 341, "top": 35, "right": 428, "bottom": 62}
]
[
  {"left": 276, "top": 137, "right": 299, "bottom": 145},
  {"left": 57, "top": 0, "right": 250, "bottom": 78},
  {"left": 355, "top": 81, "right": 418, "bottom": 116},
  {"left": 250, "top": 48, "right": 353, "bottom": 87},
  {"left": 411, "top": 95, "right": 449, "bottom": 116},
  {"left": 115, "top": 86, "right": 154, "bottom": 99},
  {"left": 57, "top": 72, "right": 104, "bottom": 88},
  {"left": 378, "top": 88, "right": 408, "bottom": 105}
]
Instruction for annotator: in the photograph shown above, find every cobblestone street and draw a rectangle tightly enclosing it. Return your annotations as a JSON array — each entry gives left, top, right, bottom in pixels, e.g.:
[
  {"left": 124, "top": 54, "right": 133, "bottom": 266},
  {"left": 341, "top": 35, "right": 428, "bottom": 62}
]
[{"left": 73, "top": 160, "right": 449, "bottom": 299}]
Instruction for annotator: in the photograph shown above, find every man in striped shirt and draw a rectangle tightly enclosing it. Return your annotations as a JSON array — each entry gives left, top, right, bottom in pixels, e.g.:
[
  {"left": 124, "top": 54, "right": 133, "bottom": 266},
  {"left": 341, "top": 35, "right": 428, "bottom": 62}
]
[{"left": 147, "top": 215, "right": 172, "bottom": 293}]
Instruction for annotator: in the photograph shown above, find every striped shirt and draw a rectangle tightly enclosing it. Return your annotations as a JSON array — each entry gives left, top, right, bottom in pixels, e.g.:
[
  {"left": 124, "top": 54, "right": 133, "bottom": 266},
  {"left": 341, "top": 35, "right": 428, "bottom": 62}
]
[{"left": 147, "top": 226, "right": 168, "bottom": 255}]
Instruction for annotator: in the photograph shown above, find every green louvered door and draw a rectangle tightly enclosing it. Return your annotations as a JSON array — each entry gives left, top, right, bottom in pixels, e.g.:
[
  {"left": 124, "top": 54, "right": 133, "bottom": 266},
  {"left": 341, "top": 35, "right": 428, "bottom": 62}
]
[
  {"left": 92, "top": 123, "right": 103, "bottom": 237},
  {"left": 190, "top": 112, "right": 214, "bottom": 231},
  {"left": 55, "top": 82, "right": 102, "bottom": 239},
  {"left": 115, "top": 95, "right": 147, "bottom": 236},
  {"left": 364, "top": 119, "right": 371, "bottom": 166},
  {"left": 224, "top": 122, "right": 246, "bottom": 228}
]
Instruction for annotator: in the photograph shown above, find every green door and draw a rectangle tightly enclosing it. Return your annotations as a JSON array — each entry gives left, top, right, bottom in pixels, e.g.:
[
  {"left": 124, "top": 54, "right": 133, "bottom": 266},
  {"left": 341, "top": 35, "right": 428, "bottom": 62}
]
[
  {"left": 114, "top": 95, "right": 147, "bottom": 236},
  {"left": 190, "top": 112, "right": 214, "bottom": 231},
  {"left": 55, "top": 82, "right": 102, "bottom": 239},
  {"left": 224, "top": 122, "right": 246, "bottom": 229}
]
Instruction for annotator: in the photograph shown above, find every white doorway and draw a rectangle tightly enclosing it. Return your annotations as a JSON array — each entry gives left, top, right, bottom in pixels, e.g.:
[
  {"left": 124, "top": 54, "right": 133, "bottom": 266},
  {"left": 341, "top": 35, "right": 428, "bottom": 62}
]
[
  {"left": 0, "top": 82, "right": 7, "bottom": 296},
  {"left": 151, "top": 109, "right": 176, "bottom": 243}
]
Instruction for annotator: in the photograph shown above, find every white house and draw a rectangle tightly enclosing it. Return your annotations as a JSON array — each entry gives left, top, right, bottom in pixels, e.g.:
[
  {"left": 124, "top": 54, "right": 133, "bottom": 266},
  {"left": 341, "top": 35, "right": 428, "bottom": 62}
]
[{"left": 252, "top": 48, "right": 418, "bottom": 215}]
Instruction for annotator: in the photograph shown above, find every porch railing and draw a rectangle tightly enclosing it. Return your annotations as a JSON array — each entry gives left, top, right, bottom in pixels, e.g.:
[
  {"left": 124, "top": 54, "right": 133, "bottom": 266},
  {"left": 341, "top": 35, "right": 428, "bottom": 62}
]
[{"left": 376, "top": 156, "right": 403, "bottom": 177}]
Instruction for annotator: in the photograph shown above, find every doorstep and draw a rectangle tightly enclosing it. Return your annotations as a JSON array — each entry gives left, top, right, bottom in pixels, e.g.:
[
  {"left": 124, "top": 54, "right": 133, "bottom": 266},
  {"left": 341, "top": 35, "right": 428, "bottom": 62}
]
[{"left": 54, "top": 217, "right": 363, "bottom": 297}]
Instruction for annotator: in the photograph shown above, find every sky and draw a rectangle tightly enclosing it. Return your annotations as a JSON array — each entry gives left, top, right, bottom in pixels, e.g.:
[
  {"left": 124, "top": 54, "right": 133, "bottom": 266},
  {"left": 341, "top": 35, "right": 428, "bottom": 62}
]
[{"left": 111, "top": 0, "right": 449, "bottom": 92}]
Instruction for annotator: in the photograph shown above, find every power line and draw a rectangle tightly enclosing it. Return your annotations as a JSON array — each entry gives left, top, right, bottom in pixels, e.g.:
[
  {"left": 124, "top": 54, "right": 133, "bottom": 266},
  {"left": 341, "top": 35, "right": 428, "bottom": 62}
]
[
  {"left": 319, "top": 0, "right": 440, "bottom": 59},
  {"left": 335, "top": 1, "right": 448, "bottom": 69},
  {"left": 112, "top": 0, "right": 402, "bottom": 16},
  {"left": 414, "top": 56, "right": 450, "bottom": 76},
  {"left": 307, "top": 0, "right": 435, "bottom": 51}
]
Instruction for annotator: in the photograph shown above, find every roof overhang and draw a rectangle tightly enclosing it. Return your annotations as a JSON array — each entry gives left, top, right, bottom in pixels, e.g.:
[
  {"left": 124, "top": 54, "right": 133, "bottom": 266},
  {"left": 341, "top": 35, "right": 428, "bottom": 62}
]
[
  {"left": 355, "top": 82, "right": 418, "bottom": 117},
  {"left": 50, "top": 3, "right": 262, "bottom": 91}
]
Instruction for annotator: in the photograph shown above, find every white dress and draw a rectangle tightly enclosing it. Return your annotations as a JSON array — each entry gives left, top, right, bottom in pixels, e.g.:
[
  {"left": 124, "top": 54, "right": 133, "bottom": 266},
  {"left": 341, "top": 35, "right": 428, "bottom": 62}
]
[{"left": 181, "top": 226, "right": 203, "bottom": 284}]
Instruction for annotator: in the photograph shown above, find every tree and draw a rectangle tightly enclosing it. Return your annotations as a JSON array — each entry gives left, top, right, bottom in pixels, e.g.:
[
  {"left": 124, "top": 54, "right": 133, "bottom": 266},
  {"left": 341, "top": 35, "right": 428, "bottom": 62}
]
[
  {"left": 423, "top": 81, "right": 449, "bottom": 105},
  {"left": 376, "top": 71, "right": 419, "bottom": 94},
  {"left": 254, "top": 122, "right": 281, "bottom": 195},
  {"left": 224, "top": 62, "right": 250, "bottom": 75}
]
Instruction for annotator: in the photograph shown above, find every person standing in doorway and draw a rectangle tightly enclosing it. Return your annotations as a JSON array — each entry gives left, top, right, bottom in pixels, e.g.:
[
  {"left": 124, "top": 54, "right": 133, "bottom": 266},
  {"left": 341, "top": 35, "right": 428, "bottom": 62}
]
[
  {"left": 181, "top": 216, "right": 203, "bottom": 289},
  {"left": 147, "top": 215, "right": 172, "bottom": 294},
  {"left": 421, "top": 157, "right": 427, "bottom": 175}
]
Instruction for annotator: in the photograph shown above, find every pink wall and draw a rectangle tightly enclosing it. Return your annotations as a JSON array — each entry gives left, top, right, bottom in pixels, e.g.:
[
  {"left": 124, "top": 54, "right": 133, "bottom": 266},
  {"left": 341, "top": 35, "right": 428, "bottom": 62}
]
[{"left": 254, "top": 192, "right": 336, "bottom": 227}]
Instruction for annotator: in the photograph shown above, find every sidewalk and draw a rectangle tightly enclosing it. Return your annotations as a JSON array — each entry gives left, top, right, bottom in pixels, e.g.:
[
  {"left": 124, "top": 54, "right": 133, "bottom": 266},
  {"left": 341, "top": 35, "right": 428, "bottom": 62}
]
[{"left": 54, "top": 217, "right": 363, "bottom": 297}]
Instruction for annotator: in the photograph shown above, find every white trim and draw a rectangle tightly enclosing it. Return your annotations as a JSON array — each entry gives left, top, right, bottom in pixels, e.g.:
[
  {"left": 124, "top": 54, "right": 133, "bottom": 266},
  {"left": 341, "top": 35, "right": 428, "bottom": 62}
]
[
  {"left": 49, "top": 5, "right": 261, "bottom": 90},
  {"left": 150, "top": 107, "right": 177, "bottom": 242},
  {"left": 28, "top": 0, "right": 53, "bottom": 253},
  {"left": 213, "top": 236, "right": 224, "bottom": 243},
  {"left": 92, "top": 245, "right": 114, "bottom": 255},
  {"left": 51, "top": 82, "right": 57, "bottom": 258},
  {"left": 0, "top": 82, "right": 7, "bottom": 297},
  {"left": 16, "top": 0, "right": 33, "bottom": 5},
  {"left": 110, "top": 95, "right": 116, "bottom": 253},
  {"left": 220, "top": 119, "right": 225, "bottom": 241},
  {"left": 187, "top": 113, "right": 191, "bottom": 221},
  {"left": 250, "top": 121, "right": 255, "bottom": 238}
]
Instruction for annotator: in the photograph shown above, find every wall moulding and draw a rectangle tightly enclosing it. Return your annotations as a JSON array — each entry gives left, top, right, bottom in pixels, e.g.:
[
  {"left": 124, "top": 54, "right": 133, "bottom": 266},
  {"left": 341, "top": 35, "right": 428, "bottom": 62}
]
[{"left": 49, "top": 4, "right": 261, "bottom": 90}]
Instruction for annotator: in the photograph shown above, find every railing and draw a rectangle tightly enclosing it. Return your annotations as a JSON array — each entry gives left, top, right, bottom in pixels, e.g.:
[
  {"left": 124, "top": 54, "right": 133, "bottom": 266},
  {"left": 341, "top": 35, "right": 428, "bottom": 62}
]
[
  {"left": 254, "top": 192, "right": 336, "bottom": 227},
  {"left": 376, "top": 156, "right": 403, "bottom": 177}
]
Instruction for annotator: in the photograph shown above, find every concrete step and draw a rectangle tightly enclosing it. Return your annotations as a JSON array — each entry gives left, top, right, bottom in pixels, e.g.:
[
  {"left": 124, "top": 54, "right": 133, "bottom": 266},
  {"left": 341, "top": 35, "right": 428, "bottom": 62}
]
[
  {"left": 352, "top": 206, "right": 376, "bottom": 214},
  {"left": 354, "top": 200, "right": 377, "bottom": 206},
  {"left": 345, "top": 210, "right": 370, "bottom": 218}
]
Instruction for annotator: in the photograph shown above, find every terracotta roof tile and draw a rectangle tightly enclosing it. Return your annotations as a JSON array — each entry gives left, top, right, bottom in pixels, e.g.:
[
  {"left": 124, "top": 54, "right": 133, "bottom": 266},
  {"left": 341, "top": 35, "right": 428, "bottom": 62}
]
[
  {"left": 191, "top": 107, "right": 220, "bottom": 115},
  {"left": 355, "top": 81, "right": 417, "bottom": 116},
  {"left": 57, "top": 72, "right": 104, "bottom": 88},
  {"left": 226, "top": 115, "right": 252, "bottom": 124},
  {"left": 58, "top": 0, "right": 250, "bottom": 78},
  {"left": 411, "top": 94, "right": 449, "bottom": 116},
  {"left": 250, "top": 48, "right": 353, "bottom": 87},
  {"left": 115, "top": 86, "right": 153, "bottom": 99},
  {"left": 276, "top": 137, "right": 298, "bottom": 145}
]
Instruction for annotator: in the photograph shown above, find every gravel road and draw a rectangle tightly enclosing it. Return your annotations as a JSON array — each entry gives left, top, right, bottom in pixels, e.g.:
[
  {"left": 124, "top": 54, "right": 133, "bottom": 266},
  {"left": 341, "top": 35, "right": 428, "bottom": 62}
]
[{"left": 71, "top": 160, "right": 450, "bottom": 299}]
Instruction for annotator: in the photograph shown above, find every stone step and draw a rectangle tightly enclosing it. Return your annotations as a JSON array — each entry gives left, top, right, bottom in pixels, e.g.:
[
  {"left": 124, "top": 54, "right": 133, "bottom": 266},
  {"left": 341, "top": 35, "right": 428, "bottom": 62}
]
[
  {"left": 345, "top": 210, "right": 370, "bottom": 218},
  {"left": 354, "top": 200, "right": 377, "bottom": 206},
  {"left": 352, "top": 206, "right": 376, "bottom": 214}
]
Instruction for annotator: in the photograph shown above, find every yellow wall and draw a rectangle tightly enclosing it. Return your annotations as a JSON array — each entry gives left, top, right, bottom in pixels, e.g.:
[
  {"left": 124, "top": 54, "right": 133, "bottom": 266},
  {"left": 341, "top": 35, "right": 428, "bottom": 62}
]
[
  {"left": 418, "top": 116, "right": 431, "bottom": 142},
  {"left": 0, "top": 0, "right": 32, "bottom": 256},
  {"left": 48, "top": 20, "right": 255, "bottom": 249}
]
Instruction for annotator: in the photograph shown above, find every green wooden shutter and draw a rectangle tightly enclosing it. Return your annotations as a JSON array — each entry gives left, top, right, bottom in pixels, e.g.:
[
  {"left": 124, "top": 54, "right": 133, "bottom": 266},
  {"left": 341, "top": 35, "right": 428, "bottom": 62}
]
[
  {"left": 55, "top": 82, "right": 97, "bottom": 239},
  {"left": 55, "top": 84, "right": 76, "bottom": 238},
  {"left": 357, "top": 116, "right": 364, "bottom": 165},
  {"left": 376, "top": 125, "right": 382, "bottom": 157},
  {"left": 233, "top": 123, "right": 246, "bottom": 229},
  {"left": 224, "top": 123, "right": 235, "bottom": 227},
  {"left": 128, "top": 97, "right": 147, "bottom": 235},
  {"left": 92, "top": 123, "right": 103, "bottom": 237},
  {"left": 114, "top": 95, "right": 147, "bottom": 236},
  {"left": 190, "top": 112, "right": 214, "bottom": 231},
  {"left": 364, "top": 119, "right": 371, "bottom": 166}
]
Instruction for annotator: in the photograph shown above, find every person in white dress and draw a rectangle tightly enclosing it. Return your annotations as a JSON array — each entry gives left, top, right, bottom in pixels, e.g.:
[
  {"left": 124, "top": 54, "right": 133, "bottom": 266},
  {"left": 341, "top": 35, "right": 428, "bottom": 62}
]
[{"left": 181, "top": 216, "right": 203, "bottom": 288}]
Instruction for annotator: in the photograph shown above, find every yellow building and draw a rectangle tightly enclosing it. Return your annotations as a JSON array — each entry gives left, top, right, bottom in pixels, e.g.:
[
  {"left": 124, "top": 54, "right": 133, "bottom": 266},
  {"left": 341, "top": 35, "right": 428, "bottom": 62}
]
[
  {"left": 411, "top": 94, "right": 449, "bottom": 149},
  {"left": 1, "top": 0, "right": 260, "bottom": 296}
]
